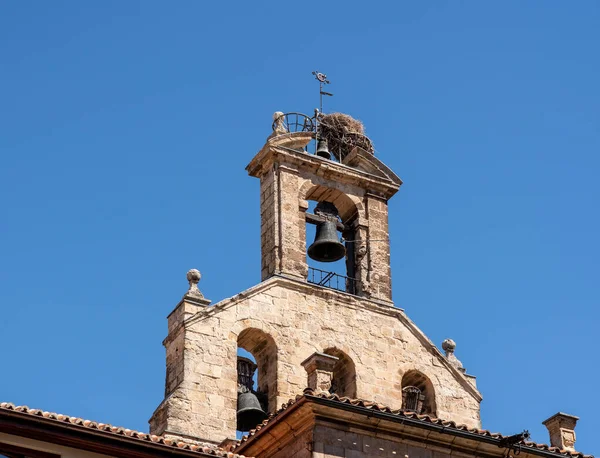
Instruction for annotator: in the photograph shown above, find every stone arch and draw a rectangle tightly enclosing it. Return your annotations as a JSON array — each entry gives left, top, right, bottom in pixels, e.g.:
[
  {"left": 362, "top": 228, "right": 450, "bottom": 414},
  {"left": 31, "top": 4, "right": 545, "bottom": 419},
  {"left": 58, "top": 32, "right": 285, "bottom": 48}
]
[
  {"left": 401, "top": 369, "right": 436, "bottom": 415},
  {"left": 301, "top": 182, "right": 365, "bottom": 291},
  {"left": 299, "top": 181, "right": 363, "bottom": 223},
  {"left": 237, "top": 327, "right": 278, "bottom": 413},
  {"left": 323, "top": 347, "right": 357, "bottom": 398}
]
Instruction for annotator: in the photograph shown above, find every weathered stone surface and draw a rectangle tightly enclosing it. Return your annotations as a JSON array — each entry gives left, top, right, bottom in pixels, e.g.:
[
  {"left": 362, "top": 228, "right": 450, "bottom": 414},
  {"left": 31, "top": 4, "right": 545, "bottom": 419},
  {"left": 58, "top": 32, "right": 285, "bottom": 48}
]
[
  {"left": 149, "top": 277, "right": 482, "bottom": 443},
  {"left": 251, "top": 133, "right": 400, "bottom": 304},
  {"left": 543, "top": 412, "right": 579, "bottom": 451},
  {"left": 302, "top": 352, "right": 339, "bottom": 394},
  {"left": 149, "top": 132, "right": 481, "bottom": 444}
]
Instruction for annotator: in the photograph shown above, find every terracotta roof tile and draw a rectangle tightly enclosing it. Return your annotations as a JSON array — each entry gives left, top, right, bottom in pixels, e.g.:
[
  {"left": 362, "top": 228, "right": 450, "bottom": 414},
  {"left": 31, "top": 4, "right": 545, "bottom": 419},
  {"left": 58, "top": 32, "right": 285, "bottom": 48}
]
[
  {"left": 0, "top": 403, "right": 248, "bottom": 458},
  {"left": 236, "top": 390, "right": 593, "bottom": 458}
]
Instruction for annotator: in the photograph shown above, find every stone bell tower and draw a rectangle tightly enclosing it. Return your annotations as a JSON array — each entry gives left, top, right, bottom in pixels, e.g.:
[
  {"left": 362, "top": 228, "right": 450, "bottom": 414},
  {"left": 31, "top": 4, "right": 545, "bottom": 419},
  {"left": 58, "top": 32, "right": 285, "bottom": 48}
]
[
  {"left": 250, "top": 125, "right": 399, "bottom": 303},
  {"left": 149, "top": 112, "right": 482, "bottom": 444}
]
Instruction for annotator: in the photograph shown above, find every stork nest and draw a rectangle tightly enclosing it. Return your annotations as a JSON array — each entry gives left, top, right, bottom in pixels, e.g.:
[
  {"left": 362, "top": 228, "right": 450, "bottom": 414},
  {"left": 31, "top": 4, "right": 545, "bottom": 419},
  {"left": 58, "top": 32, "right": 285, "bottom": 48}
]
[{"left": 318, "top": 112, "right": 374, "bottom": 161}]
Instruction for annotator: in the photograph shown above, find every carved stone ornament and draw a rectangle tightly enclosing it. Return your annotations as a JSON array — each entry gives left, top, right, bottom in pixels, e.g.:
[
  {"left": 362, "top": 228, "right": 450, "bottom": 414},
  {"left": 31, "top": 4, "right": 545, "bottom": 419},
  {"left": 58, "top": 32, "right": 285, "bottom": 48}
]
[
  {"left": 185, "top": 269, "right": 204, "bottom": 298},
  {"left": 270, "top": 111, "right": 287, "bottom": 137},
  {"left": 543, "top": 412, "right": 579, "bottom": 451},
  {"left": 442, "top": 338, "right": 466, "bottom": 373},
  {"left": 356, "top": 245, "right": 367, "bottom": 259},
  {"left": 301, "top": 352, "right": 339, "bottom": 394}
]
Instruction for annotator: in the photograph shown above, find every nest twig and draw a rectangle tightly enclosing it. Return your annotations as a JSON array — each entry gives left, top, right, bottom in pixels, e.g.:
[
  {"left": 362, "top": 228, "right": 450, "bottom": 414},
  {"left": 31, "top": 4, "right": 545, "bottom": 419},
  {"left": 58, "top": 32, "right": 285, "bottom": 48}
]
[{"left": 318, "top": 112, "right": 374, "bottom": 161}]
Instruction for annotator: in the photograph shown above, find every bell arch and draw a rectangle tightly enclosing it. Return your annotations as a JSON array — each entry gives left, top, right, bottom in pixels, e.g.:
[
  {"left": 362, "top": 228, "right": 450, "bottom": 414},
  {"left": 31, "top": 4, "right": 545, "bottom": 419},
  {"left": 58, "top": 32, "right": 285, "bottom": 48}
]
[
  {"left": 237, "top": 328, "right": 278, "bottom": 415},
  {"left": 299, "top": 181, "right": 364, "bottom": 223},
  {"left": 323, "top": 347, "right": 357, "bottom": 398},
  {"left": 301, "top": 182, "right": 366, "bottom": 295},
  {"left": 401, "top": 370, "right": 436, "bottom": 416}
]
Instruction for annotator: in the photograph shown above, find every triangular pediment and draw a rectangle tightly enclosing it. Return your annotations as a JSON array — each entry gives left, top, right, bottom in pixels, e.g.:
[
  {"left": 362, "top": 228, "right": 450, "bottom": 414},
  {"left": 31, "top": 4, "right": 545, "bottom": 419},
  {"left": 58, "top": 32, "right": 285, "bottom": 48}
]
[
  {"left": 190, "top": 276, "right": 482, "bottom": 410},
  {"left": 342, "top": 147, "right": 403, "bottom": 186}
]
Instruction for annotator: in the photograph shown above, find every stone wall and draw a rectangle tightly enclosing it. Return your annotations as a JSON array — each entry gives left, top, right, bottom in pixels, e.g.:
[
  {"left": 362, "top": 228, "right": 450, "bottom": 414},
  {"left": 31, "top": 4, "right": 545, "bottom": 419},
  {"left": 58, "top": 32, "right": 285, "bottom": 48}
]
[
  {"left": 149, "top": 277, "right": 481, "bottom": 443},
  {"left": 268, "top": 428, "right": 313, "bottom": 458},
  {"left": 312, "top": 424, "right": 469, "bottom": 458}
]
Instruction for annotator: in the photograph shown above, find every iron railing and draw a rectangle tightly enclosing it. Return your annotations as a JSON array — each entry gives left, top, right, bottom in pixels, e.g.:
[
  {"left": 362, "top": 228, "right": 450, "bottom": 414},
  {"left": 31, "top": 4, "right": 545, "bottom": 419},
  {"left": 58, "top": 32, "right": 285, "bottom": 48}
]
[
  {"left": 272, "top": 112, "right": 314, "bottom": 133},
  {"left": 307, "top": 267, "right": 359, "bottom": 295}
]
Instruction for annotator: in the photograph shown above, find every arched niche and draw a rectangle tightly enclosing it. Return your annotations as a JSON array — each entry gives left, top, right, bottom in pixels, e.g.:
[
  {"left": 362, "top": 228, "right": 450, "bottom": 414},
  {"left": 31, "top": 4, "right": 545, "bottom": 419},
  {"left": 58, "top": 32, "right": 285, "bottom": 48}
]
[
  {"left": 238, "top": 328, "right": 278, "bottom": 413},
  {"left": 323, "top": 347, "right": 357, "bottom": 398},
  {"left": 401, "top": 370, "right": 436, "bottom": 416}
]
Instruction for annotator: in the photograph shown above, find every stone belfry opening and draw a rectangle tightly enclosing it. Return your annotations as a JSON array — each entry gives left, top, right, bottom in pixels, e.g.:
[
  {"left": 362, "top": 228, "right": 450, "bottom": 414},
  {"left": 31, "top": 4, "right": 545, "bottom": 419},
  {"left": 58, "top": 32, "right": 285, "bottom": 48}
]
[{"left": 149, "top": 109, "right": 482, "bottom": 445}]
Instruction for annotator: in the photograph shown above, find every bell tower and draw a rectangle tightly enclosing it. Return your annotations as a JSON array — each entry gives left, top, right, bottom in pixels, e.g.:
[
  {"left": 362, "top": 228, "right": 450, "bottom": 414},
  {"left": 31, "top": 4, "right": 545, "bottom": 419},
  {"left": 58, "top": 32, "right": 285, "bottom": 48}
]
[
  {"left": 149, "top": 111, "right": 481, "bottom": 445},
  {"left": 250, "top": 115, "right": 401, "bottom": 304}
]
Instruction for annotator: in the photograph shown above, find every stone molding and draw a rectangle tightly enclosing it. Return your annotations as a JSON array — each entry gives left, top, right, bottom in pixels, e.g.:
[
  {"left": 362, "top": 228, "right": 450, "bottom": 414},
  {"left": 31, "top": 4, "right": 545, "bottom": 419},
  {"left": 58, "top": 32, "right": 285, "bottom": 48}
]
[{"left": 246, "top": 133, "right": 401, "bottom": 200}]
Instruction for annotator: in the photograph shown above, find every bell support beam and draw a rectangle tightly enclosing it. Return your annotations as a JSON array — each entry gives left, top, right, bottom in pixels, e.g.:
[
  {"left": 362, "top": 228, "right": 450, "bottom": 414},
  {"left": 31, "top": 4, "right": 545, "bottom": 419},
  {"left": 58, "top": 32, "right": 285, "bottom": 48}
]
[{"left": 305, "top": 212, "right": 346, "bottom": 231}]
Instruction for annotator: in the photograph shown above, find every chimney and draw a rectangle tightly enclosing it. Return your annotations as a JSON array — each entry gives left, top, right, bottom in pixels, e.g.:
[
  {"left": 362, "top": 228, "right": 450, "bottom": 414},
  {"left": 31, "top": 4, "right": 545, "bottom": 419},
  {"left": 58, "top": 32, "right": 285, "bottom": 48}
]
[{"left": 542, "top": 412, "right": 579, "bottom": 451}]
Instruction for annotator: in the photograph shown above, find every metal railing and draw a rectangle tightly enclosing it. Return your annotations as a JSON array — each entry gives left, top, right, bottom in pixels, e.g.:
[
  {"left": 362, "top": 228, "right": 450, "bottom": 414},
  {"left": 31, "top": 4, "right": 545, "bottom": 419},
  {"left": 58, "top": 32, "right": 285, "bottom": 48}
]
[{"left": 307, "top": 267, "right": 359, "bottom": 295}]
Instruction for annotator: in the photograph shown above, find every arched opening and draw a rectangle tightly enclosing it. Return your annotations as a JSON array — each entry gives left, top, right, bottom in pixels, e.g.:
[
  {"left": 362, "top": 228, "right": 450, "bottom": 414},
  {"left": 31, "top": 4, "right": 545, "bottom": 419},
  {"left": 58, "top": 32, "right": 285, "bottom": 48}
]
[
  {"left": 401, "top": 370, "right": 436, "bottom": 416},
  {"left": 303, "top": 185, "right": 361, "bottom": 295},
  {"left": 323, "top": 347, "right": 357, "bottom": 398},
  {"left": 237, "top": 328, "right": 278, "bottom": 414}
]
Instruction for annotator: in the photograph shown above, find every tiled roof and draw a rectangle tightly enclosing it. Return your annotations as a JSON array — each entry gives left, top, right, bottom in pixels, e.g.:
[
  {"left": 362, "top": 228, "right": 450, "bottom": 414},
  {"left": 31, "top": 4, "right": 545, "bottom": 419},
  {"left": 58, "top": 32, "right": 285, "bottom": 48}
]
[
  {"left": 236, "top": 390, "right": 593, "bottom": 458},
  {"left": 0, "top": 402, "right": 248, "bottom": 458}
]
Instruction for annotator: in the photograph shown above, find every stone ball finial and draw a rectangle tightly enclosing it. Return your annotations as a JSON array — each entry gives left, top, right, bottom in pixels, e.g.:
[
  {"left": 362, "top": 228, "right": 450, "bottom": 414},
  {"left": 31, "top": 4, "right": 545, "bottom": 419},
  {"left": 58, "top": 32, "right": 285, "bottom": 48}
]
[
  {"left": 442, "top": 338, "right": 465, "bottom": 373},
  {"left": 442, "top": 338, "right": 456, "bottom": 353},
  {"left": 185, "top": 269, "right": 203, "bottom": 298},
  {"left": 187, "top": 269, "right": 201, "bottom": 284}
]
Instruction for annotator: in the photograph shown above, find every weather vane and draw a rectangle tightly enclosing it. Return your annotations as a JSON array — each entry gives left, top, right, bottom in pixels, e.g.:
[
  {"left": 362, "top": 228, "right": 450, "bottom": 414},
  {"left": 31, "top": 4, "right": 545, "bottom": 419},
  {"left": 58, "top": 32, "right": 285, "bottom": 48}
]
[{"left": 312, "top": 71, "right": 333, "bottom": 115}]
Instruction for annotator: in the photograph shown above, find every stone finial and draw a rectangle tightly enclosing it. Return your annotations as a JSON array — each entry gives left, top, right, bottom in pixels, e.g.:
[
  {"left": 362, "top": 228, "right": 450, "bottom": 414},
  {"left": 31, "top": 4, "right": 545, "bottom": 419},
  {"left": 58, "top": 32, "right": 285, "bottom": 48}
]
[
  {"left": 442, "top": 338, "right": 466, "bottom": 373},
  {"left": 301, "top": 352, "right": 339, "bottom": 394},
  {"left": 543, "top": 413, "right": 579, "bottom": 451},
  {"left": 185, "top": 269, "right": 204, "bottom": 299}
]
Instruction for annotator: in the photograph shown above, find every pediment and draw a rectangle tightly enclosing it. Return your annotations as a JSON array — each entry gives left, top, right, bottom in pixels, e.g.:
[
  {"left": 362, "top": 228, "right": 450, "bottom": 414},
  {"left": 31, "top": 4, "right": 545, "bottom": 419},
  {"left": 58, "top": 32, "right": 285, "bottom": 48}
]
[
  {"left": 192, "top": 276, "right": 482, "bottom": 408},
  {"left": 342, "top": 147, "right": 403, "bottom": 186}
]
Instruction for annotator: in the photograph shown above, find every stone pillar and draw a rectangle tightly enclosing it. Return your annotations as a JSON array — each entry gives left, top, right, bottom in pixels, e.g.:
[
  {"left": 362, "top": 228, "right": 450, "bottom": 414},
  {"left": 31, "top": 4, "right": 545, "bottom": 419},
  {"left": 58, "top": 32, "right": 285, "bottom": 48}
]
[
  {"left": 164, "top": 270, "right": 211, "bottom": 398},
  {"left": 542, "top": 413, "right": 579, "bottom": 451},
  {"left": 364, "top": 193, "right": 392, "bottom": 302},
  {"left": 301, "top": 352, "right": 339, "bottom": 394},
  {"left": 260, "top": 163, "right": 306, "bottom": 281},
  {"left": 149, "top": 270, "right": 222, "bottom": 441},
  {"left": 260, "top": 170, "right": 277, "bottom": 280},
  {"left": 351, "top": 219, "right": 369, "bottom": 298}
]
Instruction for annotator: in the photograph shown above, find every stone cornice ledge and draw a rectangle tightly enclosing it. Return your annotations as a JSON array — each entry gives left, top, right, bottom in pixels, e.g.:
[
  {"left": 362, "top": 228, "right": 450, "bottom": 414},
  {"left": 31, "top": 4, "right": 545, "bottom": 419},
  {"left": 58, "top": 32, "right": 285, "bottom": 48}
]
[{"left": 246, "top": 133, "right": 401, "bottom": 200}]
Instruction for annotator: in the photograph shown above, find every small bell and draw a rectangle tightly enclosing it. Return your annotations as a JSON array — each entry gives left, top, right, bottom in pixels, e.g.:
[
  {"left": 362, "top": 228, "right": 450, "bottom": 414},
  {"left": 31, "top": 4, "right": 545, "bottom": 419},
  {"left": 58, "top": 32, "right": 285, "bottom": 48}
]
[
  {"left": 236, "top": 357, "right": 267, "bottom": 432},
  {"left": 315, "top": 138, "right": 331, "bottom": 159},
  {"left": 237, "top": 389, "right": 267, "bottom": 432},
  {"left": 307, "top": 201, "right": 346, "bottom": 263}
]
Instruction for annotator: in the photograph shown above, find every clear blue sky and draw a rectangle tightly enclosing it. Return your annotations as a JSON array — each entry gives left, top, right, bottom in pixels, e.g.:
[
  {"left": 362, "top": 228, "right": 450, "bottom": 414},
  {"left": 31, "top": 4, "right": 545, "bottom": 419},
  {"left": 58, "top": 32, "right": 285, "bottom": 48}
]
[{"left": 1, "top": 1, "right": 598, "bottom": 454}]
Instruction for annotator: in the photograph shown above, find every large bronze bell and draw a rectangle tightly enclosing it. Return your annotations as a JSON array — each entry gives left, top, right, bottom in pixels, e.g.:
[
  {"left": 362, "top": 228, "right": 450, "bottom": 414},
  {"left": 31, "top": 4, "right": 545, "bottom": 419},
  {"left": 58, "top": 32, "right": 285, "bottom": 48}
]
[
  {"left": 308, "top": 202, "right": 346, "bottom": 263},
  {"left": 315, "top": 138, "right": 331, "bottom": 159},
  {"left": 236, "top": 357, "right": 267, "bottom": 432},
  {"left": 237, "top": 389, "right": 267, "bottom": 432}
]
